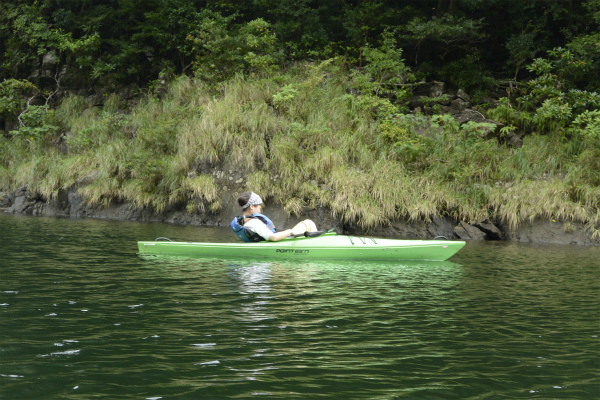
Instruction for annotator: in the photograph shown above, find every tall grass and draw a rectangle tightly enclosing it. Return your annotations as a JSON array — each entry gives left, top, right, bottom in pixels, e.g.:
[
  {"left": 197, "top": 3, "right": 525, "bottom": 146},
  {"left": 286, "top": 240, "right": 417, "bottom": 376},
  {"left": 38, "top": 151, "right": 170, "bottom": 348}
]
[{"left": 0, "top": 63, "right": 597, "bottom": 236}]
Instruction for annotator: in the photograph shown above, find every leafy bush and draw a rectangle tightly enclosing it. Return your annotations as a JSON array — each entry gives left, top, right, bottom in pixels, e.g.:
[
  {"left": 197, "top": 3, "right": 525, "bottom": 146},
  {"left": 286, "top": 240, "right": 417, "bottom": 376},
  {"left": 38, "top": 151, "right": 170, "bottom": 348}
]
[
  {"left": 0, "top": 79, "right": 38, "bottom": 120},
  {"left": 239, "top": 18, "right": 281, "bottom": 74},
  {"left": 10, "top": 105, "right": 59, "bottom": 142},
  {"left": 349, "top": 31, "right": 415, "bottom": 118},
  {"left": 189, "top": 13, "right": 282, "bottom": 83},
  {"left": 379, "top": 114, "right": 433, "bottom": 164},
  {"left": 487, "top": 98, "right": 534, "bottom": 132},
  {"left": 358, "top": 31, "right": 414, "bottom": 96},
  {"left": 508, "top": 47, "right": 600, "bottom": 134},
  {"left": 505, "top": 31, "right": 537, "bottom": 81},
  {"left": 272, "top": 84, "right": 299, "bottom": 113},
  {"left": 437, "top": 52, "right": 495, "bottom": 92},
  {"left": 187, "top": 10, "right": 239, "bottom": 83},
  {"left": 520, "top": 47, "right": 599, "bottom": 115},
  {"left": 401, "top": 14, "right": 486, "bottom": 65},
  {"left": 572, "top": 110, "right": 600, "bottom": 142}
]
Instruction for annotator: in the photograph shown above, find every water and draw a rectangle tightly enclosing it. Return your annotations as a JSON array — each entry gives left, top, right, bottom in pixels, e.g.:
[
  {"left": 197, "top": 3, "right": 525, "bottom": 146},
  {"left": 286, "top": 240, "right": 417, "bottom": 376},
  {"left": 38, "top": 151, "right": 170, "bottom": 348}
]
[{"left": 1, "top": 214, "right": 598, "bottom": 399}]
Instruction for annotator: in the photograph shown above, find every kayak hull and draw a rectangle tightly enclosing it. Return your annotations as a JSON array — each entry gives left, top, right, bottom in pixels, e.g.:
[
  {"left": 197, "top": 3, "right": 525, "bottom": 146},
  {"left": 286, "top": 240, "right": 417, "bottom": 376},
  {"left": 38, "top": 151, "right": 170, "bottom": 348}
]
[{"left": 137, "top": 233, "right": 465, "bottom": 261}]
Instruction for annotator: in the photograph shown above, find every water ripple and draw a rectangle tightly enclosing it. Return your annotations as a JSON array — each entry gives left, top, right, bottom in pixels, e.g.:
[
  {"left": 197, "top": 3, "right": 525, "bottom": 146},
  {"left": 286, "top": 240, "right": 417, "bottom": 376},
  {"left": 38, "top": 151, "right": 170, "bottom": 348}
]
[{"left": 1, "top": 215, "right": 598, "bottom": 399}]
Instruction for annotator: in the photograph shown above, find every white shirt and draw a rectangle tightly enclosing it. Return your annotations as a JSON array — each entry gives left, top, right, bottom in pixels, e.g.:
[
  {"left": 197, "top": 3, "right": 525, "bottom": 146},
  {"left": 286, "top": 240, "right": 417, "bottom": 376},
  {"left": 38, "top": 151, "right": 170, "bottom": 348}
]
[{"left": 244, "top": 218, "right": 275, "bottom": 241}]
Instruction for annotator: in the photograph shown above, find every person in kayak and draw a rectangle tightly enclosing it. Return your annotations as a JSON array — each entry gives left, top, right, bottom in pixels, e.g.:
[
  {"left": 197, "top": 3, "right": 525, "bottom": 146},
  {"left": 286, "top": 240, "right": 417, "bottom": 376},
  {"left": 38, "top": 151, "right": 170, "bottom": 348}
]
[{"left": 231, "top": 191, "right": 317, "bottom": 242}]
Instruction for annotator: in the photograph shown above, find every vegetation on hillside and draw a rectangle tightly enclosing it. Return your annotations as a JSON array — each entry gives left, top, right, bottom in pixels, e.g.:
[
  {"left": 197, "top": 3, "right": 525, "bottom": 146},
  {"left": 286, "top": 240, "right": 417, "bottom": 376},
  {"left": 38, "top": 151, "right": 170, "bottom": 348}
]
[{"left": 0, "top": 0, "right": 598, "bottom": 236}]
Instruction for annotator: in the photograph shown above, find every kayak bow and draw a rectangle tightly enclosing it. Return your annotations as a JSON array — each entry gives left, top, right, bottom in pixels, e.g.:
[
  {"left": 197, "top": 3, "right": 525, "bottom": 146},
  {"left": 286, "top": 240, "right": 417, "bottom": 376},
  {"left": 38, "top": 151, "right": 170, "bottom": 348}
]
[{"left": 137, "top": 232, "right": 465, "bottom": 261}]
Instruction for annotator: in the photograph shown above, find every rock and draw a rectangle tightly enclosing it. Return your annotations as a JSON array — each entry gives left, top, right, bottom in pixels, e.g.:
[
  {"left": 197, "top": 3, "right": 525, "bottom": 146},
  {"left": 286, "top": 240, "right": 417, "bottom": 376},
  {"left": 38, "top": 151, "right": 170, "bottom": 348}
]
[
  {"left": 0, "top": 191, "right": 13, "bottom": 208},
  {"left": 413, "top": 81, "right": 445, "bottom": 98},
  {"left": 343, "top": 214, "right": 460, "bottom": 239},
  {"left": 42, "top": 51, "right": 59, "bottom": 68},
  {"left": 473, "top": 219, "right": 504, "bottom": 240},
  {"left": 501, "top": 218, "right": 600, "bottom": 246},
  {"left": 452, "top": 109, "right": 486, "bottom": 124},
  {"left": 427, "top": 214, "right": 459, "bottom": 239},
  {"left": 87, "top": 87, "right": 109, "bottom": 107},
  {"left": 454, "top": 221, "right": 487, "bottom": 240},
  {"left": 2, "top": 118, "right": 18, "bottom": 136},
  {"left": 68, "top": 192, "right": 86, "bottom": 217},
  {"left": 456, "top": 89, "right": 471, "bottom": 102},
  {"left": 56, "top": 188, "right": 69, "bottom": 211},
  {"left": 450, "top": 98, "right": 471, "bottom": 111},
  {"left": 478, "top": 96, "right": 500, "bottom": 107},
  {"left": 429, "top": 82, "right": 445, "bottom": 98},
  {"left": 450, "top": 109, "right": 504, "bottom": 139},
  {"left": 60, "top": 65, "right": 91, "bottom": 89},
  {"left": 409, "top": 95, "right": 427, "bottom": 109},
  {"left": 505, "top": 131, "right": 524, "bottom": 148},
  {"left": 6, "top": 194, "right": 33, "bottom": 214},
  {"left": 116, "top": 86, "right": 134, "bottom": 101}
]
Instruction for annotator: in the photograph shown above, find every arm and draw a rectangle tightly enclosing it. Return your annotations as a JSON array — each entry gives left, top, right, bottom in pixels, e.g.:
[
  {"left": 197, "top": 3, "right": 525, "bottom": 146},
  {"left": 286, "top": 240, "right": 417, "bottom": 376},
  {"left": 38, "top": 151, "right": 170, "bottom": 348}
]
[
  {"left": 244, "top": 218, "right": 292, "bottom": 242},
  {"left": 269, "top": 219, "right": 317, "bottom": 241}
]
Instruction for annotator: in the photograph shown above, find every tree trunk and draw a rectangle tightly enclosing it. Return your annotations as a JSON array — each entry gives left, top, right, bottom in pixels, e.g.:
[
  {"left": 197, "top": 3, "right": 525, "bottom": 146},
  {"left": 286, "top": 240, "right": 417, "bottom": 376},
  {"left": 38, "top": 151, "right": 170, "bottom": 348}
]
[
  {"left": 449, "top": 0, "right": 459, "bottom": 15},
  {"left": 437, "top": 0, "right": 460, "bottom": 16}
]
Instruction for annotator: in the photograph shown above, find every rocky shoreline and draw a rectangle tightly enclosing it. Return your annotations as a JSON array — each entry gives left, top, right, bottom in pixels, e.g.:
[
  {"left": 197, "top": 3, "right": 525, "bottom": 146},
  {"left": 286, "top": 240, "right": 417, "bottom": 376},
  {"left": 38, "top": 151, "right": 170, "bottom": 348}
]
[{"left": 2, "top": 187, "right": 598, "bottom": 246}]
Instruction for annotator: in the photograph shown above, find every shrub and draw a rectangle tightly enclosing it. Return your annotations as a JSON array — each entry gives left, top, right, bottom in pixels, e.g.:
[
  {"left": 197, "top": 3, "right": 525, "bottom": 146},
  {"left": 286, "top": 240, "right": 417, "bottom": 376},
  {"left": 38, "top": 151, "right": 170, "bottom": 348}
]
[
  {"left": 0, "top": 79, "right": 38, "bottom": 120},
  {"left": 10, "top": 105, "right": 59, "bottom": 142},
  {"left": 438, "top": 52, "right": 496, "bottom": 92}
]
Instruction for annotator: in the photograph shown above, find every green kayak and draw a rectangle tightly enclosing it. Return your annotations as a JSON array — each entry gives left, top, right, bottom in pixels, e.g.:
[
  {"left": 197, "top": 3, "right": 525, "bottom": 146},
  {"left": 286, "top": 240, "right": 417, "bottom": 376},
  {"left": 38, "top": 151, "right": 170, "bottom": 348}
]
[{"left": 137, "top": 232, "right": 465, "bottom": 261}]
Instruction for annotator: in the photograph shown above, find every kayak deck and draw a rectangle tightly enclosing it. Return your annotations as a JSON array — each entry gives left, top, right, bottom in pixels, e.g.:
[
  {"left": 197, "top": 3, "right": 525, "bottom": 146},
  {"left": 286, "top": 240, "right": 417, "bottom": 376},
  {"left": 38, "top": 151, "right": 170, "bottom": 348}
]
[{"left": 137, "top": 233, "right": 465, "bottom": 261}]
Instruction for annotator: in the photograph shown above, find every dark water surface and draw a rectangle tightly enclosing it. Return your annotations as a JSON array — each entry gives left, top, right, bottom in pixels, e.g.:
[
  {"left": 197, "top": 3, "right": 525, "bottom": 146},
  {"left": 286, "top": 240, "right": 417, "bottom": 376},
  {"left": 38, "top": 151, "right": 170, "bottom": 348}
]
[{"left": 1, "top": 214, "right": 598, "bottom": 399}]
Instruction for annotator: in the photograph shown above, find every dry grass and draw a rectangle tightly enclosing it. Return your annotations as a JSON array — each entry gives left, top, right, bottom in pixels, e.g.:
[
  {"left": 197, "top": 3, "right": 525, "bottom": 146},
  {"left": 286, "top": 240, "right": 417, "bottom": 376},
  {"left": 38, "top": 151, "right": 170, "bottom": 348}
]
[{"left": 0, "top": 65, "right": 597, "bottom": 236}]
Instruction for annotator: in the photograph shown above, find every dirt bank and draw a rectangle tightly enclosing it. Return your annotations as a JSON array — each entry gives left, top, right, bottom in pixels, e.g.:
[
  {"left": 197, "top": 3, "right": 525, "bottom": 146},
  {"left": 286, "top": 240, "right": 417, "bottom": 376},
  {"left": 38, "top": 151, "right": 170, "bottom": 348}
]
[{"left": 2, "top": 187, "right": 598, "bottom": 246}]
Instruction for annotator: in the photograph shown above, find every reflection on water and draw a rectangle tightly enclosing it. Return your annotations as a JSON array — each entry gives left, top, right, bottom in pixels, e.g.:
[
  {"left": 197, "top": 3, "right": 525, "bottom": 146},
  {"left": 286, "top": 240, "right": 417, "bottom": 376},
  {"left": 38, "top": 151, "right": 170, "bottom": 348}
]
[{"left": 1, "top": 214, "right": 599, "bottom": 399}]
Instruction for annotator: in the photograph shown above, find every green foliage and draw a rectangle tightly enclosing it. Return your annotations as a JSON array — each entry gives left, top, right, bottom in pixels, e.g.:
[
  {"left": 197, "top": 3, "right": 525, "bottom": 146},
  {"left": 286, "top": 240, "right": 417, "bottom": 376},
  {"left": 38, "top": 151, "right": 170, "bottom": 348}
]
[
  {"left": 239, "top": 18, "right": 281, "bottom": 74},
  {"left": 10, "top": 105, "right": 59, "bottom": 142},
  {"left": 565, "top": 2, "right": 600, "bottom": 91},
  {"left": 188, "top": 13, "right": 282, "bottom": 83},
  {"left": 515, "top": 47, "right": 600, "bottom": 133},
  {"left": 462, "top": 121, "right": 499, "bottom": 139},
  {"left": 255, "top": 0, "right": 341, "bottom": 59},
  {"left": 506, "top": 32, "right": 536, "bottom": 81},
  {"left": 424, "top": 115, "right": 501, "bottom": 185},
  {"left": 1, "top": 0, "right": 596, "bottom": 96},
  {"left": 1, "top": 57, "right": 598, "bottom": 236},
  {"left": 437, "top": 52, "right": 495, "bottom": 91},
  {"left": 187, "top": 9, "right": 237, "bottom": 82},
  {"left": 133, "top": 2, "right": 201, "bottom": 73},
  {"left": 565, "top": 89, "right": 600, "bottom": 115},
  {"left": 522, "top": 48, "right": 591, "bottom": 108},
  {"left": 533, "top": 98, "right": 573, "bottom": 132},
  {"left": 349, "top": 31, "right": 415, "bottom": 119},
  {"left": 506, "top": 31, "right": 537, "bottom": 80},
  {"left": 401, "top": 14, "right": 486, "bottom": 62},
  {"left": 54, "top": 95, "right": 89, "bottom": 129},
  {"left": 358, "top": 31, "right": 415, "bottom": 96},
  {"left": 486, "top": 98, "right": 532, "bottom": 132},
  {"left": 379, "top": 114, "right": 433, "bottom": 164},
  {"left": 531, "top": 47, "right": 593, "bottom": 87},
  {"left": 272, "top": 84, "right": 299, "bottom": 113},
  {"left": 0, "top": 79, "right": 38, "bottom": 119},
  {"left": 65, "top": 110, "right": 127, "bottom": 152},
  {"left": 0, "top": 2, "right": 99, "bottom": 78},
  {"left": 572, "top": 110, "right": 600, "bottom": 142},
  {"left": 341, "top": 1, "right": 380, "bottom": 48},
  {"left": 1, "top": 2, "right": 57, "bottom": 75}
]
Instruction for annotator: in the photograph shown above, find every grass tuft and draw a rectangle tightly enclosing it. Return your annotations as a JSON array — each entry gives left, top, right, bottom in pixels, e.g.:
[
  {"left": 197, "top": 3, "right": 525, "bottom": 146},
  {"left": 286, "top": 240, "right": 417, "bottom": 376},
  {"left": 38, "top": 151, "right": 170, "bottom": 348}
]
[{"left": 0, "top": 67, "right": 597, "bottom": 235}]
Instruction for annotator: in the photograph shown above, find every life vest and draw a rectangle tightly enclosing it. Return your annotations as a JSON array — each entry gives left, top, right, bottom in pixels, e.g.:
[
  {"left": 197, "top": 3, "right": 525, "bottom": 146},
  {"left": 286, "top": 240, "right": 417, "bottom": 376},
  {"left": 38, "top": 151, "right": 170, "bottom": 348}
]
[{"left": 230, "top": 213, "right": 277, "bottom": 242}]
